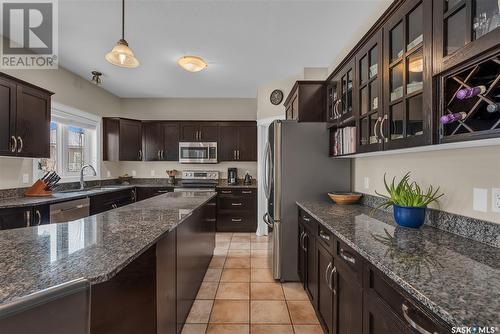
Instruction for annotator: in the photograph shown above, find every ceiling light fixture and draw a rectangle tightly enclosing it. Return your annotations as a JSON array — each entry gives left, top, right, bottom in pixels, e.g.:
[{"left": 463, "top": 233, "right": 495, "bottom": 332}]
[
  {"left": 105, "top": 0, "right": 139, "bottom": 68},
  {"left": 91, "top": 71, "right": 103, "bottom": 85},
  {"left": 177, "top": 56, "right": 208, "bottom": 72}
]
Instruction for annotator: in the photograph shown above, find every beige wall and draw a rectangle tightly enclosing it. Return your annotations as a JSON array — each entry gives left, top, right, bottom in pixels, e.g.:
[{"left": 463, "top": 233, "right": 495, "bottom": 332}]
[
  {"left": 353, "top": 146, "right": 500, "bottom": 223},
  {"left": 257, "top": 75, "right": 300, "bottom": 120}
]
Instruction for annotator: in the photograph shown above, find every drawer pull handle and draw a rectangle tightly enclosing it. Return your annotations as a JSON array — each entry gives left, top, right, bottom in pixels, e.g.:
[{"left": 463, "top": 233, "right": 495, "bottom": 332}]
[
  {"left": 329, "top": 266, "right": 337, "bottom": 294},
  {"left": 207, "top": 202, "right": 216, "bottom": 206},
  {"left": 221, "top": 190, "right": 232, "bottom": 194},
  {"left": 10, "top": 136, "right": 17, "bottom": 152},
  {"left": 231, "top": 218, "right": 242, "bottom": 222},
  {"left": 35, "top": 210, "right": 42, "bottom": 226},
  {"left": 157, "top": 190, "right": 170, "bottom": 193},
  {"left": 241, "top": 190, "right": 252, "bottom": 194},
  {"left": 340, "top": 248, "right": 356, "bottom": 264},
  {"left": 17, "top": 136, "right": 23, "bottom": 153},
  {"left": 302, "top": 216, "right": 311, "bottom": 222},
  {"left": 319, "top": 230, "right": 330, "bottom": 241},
  {"left": 402, "top": 303, "right": 437, "bottom": 334},
  {"left": 300, "top": 232, "right": 307, "bottom": 252},
  {"left": 325, "top": 262, "right": 332, "bottom": 285},
  {"left": 231, "top": 203, "right": 242, "bottom": 206},
  {"left": 206, "top": 218, "right": 216, "bottom": 222}
]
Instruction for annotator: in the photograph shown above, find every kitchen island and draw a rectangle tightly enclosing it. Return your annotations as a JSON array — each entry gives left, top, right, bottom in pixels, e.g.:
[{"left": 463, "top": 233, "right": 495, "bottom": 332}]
[{"left": 0, "top": 191, "right": 217, "bottom": 334}]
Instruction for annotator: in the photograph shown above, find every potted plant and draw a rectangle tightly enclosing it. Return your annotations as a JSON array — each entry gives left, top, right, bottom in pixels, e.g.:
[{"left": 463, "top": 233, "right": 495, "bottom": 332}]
[{"left": 375, "top": 172, "right": 444, "bottom": 228}]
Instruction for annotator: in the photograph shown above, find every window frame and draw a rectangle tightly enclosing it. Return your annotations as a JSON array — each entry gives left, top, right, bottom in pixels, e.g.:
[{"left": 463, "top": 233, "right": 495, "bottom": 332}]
[{"left": 33, "top": 102, "right": 101, "bottom": 183}]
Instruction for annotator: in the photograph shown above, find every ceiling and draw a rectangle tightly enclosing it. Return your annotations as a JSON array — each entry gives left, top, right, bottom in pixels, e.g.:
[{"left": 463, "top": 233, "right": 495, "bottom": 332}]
[{"left": 59, "top": 0, "right": 390, "bottom": 98}]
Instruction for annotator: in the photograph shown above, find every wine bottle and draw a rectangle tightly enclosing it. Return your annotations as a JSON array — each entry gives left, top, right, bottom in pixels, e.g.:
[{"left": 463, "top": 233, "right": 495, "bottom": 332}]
[
  {"left": 487, "top": 103, "right": 500, "bottom": 113},
  {"left": 440, "top": 112, "right": 467, "bottom": 124},
  {"left": 456, "top": 85, "right": 486, "bottom": 100}
]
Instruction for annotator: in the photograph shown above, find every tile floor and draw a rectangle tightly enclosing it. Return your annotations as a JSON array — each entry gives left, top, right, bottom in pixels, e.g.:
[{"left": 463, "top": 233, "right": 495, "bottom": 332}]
[{"left": 182, "top": 232, "right": 324, "bottom": 334}]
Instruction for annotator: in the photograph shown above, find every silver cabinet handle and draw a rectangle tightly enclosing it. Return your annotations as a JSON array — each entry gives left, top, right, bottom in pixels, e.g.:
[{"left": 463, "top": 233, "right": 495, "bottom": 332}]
[
  {"left": 319, "top": 230, "right": 330, "bottom": 241},
  {"left": 241, "top": 190, "right": 252, "bottom": 194},
  {"left": 139, "top": 150, "right": 143, "bottom": 160},
  {"left": 237, "top": 150, "right": 240, "bottom": 160},
  {"left": 157, "top": 190, "right": 170, "bottom": 193},
  {"left": 35, "top": 210, "right": 42, "bottom": 225},
  {"left": 131, "top": 189, "right": 136, "bottom": 201},
  {"left": 333, "top": 100, "right": 341, "bottom": 119},
  {"left": 221, "top": 190, "right": 232, "bottom": 194},
  {"left": 231, "top": 202, "right": 242, "bottom": 206},
  {"left": 199, "top": 130, "right": 202, "bottom": 140},
  {"left": 302, "top": 216, "right": 311, "bottom": 222},
  {"left": 17, "top": 136, "right": 23, "bottom": 153},
  {"left": 402, "top": 303, "right": 437, "bottom": 334},
  {"left": 25, "top": 210, "right": 31, "bottom": 227},
  {"left": 206, "top": 218, "right": 216, "bottom": 222},
  {"left": 325, "top": 262, "right": 332, "bottom": 286},
  {"left": 380, "top": 114, "right": 388, "bottom": 142},
  {"left": 10, "top": 136, "right": 17, "bottom": 152},
  {"left": 301, "top": 232, "right": 308, "bottom": 252},
  {"left": 111, "top": 204, "right": 118, "bottom": 209},
  {"left": 374, "top": 117, "right": 381, "bottom": 143},
  {"left": 231, "top": 218, "right": 243, "bottom": 222},
  {"left": 263, "top": 213, "right": 273, "bottom": 228},
  {"left": 329, "top": 266, "right": 337, "bottom": 293},
  {"left": 207, "top": 202, "right": 216, "bottom": 206},
  {"left": 162, "top": 150, "right": 165, "bottom": 159},
  {"left": 158, "top": 151, "right": 161, "bottom": 160},
  {"left": 340, "top": 248, "right": 356, "bottom": 264},
  {"left": 233, "top": 150, "right": 236, "bottom": 160}
]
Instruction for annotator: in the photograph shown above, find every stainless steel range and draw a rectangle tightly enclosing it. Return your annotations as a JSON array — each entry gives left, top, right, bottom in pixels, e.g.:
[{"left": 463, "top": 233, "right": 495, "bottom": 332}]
[{"left": 174, "top": 170, "right": 219, "bottom": 192}]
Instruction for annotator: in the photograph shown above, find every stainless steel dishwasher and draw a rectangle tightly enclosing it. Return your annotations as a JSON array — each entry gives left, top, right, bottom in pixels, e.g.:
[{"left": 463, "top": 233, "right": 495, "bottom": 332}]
[{"left": 50, "top": 198, "right": 90, "bottom": 224}]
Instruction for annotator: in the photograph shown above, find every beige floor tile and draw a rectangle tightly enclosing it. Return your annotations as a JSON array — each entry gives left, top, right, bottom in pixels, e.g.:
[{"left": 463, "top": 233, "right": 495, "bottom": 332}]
[
  {"left": 293, "top": 325, "right": 325, "bottom": 334},
  {"left": 221, "top": 268, "right": 251, "bottom": 282},
  {"left": 251, "top": 243, "right": 271, "bottom": 250},
  {"left": 251, "top": 268, "right": 275, "bottom": 283},
  {"left": 250, "top": 257, "right": 271, "bottom": 269},
  {"left": 181, "top": 323, "right": 208, "bottom": 334},
  {"left": 228, "top": 249, "right": 251, "bottom": 257},
  {"left": 209, "top": 255, "right": 226, "bottom": 268},
  {"left": 216, "top": 283, "right": 250, "bottom": 300},
  {"left": 250, "top": 235, "right": 269, "bottom": 242},
  {"left": 230, "top": 242, "right": 251, "bottom": 250},
  {"left": 217, "top": 233, "right": 233, "bottom": 242},
  {"left": 250, "top": 283, "right": 284, "bottom": 300},
  {"left": 214, "top": 248, "right": 229, "bottom": 256},
  {"left": 197, "top": 282, "right": 219, "bottom": 299},
  {"left": 250, "top": 300, "right": 290, "bottom": 324},
  {"left": 233, "top": 232, "right": 252, "bottom": 237},
  {"left": 225, "top": 256, "right": 251, "bottom": 268},
  {"left": 251, "top": 324, "right": 294, "bottom": 334},
  {"left": 282, "top": 282, "right": 309, "bottom": 301},
  {"left": 287, "top": 301, "right": 319, "bottom": 324},
  {"left": 210, "top": 300, "right": 249, "bottom": 323},
  {"left": 204, "top": 268, "right": 223, "bottom": 282},
  {"left": 232, "top": 235, "right": 251, "bottom": 243},
  {"left": 207, "top": 324, "right": 250, "bottom": 334},
  {"left": 251, "top": 249, "right": 270, "bottom": 258},
  {"left": 186, "top": 300, "right": 214, "bottom": 323}
]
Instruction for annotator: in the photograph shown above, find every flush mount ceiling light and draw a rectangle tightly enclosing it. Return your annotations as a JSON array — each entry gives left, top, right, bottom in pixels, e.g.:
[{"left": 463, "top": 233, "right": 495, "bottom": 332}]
[
  {"left": 177, "top": 56, "right": 208, "bottom": 72},
  {"left": 91, "top": 71, "right": 103, "bottom": 85},
  {"left": 105, "top": 0, "right": 139, "bottom": 68}
]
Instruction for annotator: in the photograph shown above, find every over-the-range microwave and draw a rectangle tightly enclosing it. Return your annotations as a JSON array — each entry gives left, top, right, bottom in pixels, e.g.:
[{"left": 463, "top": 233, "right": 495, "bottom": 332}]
[{"left": 179, "top": 142, "right": 217, "bottom": 163}]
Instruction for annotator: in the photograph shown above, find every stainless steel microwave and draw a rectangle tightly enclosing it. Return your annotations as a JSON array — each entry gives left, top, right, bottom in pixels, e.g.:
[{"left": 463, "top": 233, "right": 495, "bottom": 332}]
[{"left": 179, "top": 142, "right": 217, "bottom": 163}]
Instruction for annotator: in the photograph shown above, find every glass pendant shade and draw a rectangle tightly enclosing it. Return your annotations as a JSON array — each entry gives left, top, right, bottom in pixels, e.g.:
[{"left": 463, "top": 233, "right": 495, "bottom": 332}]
[
  {"left": 177, "top": 56, "right": 208, "bottom": 72},
  {"left": 105, "top": 39, "right": 139, "bottom": 68}
]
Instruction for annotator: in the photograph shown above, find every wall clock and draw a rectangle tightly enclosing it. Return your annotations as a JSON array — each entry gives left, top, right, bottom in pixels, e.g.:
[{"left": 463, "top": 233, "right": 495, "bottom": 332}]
[{"left": 270, "top": 89, "right": 284, "bottom": 105}]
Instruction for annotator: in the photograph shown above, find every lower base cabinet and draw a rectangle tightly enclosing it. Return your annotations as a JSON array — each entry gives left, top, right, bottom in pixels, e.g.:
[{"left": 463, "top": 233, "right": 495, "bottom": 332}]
[
  {"left": 316, "top": 242, "right": 334, "bottom": 333},
  {"left": 90, "top": 189, "right": 136, "bottom": 215},
  {"left": 216, "top": 188, "right": 257, "bottom": 232}
]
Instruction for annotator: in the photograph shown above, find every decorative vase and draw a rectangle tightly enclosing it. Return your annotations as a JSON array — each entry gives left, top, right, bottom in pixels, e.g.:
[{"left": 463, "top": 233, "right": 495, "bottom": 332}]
[{"left": 393, "top": 205, "right": 426, "bottom": 228}]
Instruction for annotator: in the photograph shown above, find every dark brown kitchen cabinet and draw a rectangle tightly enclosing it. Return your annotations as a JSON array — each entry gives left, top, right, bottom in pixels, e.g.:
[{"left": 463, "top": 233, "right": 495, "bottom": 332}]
[
  {"left": 103, "top": 118, "right": 143, "bottom": 161},
  {"left": 285, "top": 81, "right": 327, "bottom": 122},
  {"left": 218, "top": 122, "right": 257, "bottom": 161},
  {"left": 216, "top": 188, "right": 257, "bottom": 232},
  {"left": 0, "top": 73, "right": 52, "bottom": 158},
  {"left": 90, "top": 188, "right": 136, "bottom": 215},
  {"left": 179, "top": 122, "right": 218, "bottom": 142},
  {"left": 316, "top": 242, "right": 334, "bottom": 333},
  {"left": 136, "top": 187, "right": 174, "bottom": 202},
  {"left": 31, "top": 204, "right": 50, "bottom": 226},
  {"left": 381, "top": 0, "right": 433, "bottom": 150},
  {"left": 433, "top": 0, "right": 500, "bottom": 75},
  {"left": 142, "top": 122, "right": 179, "bottom": 161},
  {"left": 0, "top": 207, "right": 32, "bottom": 230}
]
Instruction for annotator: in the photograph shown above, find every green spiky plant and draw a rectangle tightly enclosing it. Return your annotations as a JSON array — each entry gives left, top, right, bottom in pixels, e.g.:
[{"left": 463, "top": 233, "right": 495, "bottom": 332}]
[{"left": 375, "top": 172, "right": 444, "bottom": 210}]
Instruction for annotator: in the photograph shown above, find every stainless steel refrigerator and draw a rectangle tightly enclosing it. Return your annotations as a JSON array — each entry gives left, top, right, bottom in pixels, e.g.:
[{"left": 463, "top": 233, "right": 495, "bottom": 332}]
[{"left": 263, "top": 120, "right": 351, "bottom": 282}]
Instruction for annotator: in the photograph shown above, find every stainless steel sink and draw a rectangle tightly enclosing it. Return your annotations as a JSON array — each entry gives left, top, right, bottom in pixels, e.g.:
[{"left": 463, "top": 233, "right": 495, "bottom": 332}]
[{"left": 57, "top": 186, "right": 123, "bottom": 194}]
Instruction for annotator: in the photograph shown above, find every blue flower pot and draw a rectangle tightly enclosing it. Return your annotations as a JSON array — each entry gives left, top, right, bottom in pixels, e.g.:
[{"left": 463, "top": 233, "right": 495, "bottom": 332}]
[{"left": 393, "top": 205, "right": 426, "bottom": 228}]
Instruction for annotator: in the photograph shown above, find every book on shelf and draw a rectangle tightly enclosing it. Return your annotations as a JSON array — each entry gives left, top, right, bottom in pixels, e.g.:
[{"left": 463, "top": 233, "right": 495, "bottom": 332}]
[{"left": 333, "top": 126, "right": 356, "bottom": 156}]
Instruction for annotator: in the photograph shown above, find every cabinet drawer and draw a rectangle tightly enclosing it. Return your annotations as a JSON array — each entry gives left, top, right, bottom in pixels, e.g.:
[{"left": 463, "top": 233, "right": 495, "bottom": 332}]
[
  {"left": 217, "top": 212, "right": 256, "bottom": 232},
  {"left": 238, "top": 189, "right": 255, "bottom": 196},
  {"left": 218, "top": 197, "right": 255, "bottom": 211},
  {"left": 335, "top": 239, "right": 362, "bottom": 282},
  {"left": 317, "top": 224, "right": 334, "bottom": 251},
  {"left": 298, "top": 209, "right": 318, "bottom": 233},
  {"left": 364, "top": 263, "right": 449, "bottom": 334}
]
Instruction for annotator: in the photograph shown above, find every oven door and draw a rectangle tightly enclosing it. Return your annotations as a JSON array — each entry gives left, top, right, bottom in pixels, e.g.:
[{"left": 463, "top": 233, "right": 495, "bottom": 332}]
[{"left": 179, "top": 142, "right": 217, "bottom": 163}]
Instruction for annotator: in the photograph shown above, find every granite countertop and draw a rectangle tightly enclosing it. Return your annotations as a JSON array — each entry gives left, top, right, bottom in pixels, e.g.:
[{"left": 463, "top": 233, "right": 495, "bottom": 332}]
[
  {"left": 296, "top": 199, "right": 500, "bottom": 328},
  {"left": 0, "top": 191, "right": 216, "bottom": 305},
  {"left": 216, "top": 179, "right": 257, "bottom": 188}
]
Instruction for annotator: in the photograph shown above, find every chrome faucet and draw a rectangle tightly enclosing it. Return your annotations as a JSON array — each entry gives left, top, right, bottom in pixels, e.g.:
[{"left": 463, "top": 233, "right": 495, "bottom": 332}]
[{"left": 80, "top": 165, "right": 97, "bottom": 190}]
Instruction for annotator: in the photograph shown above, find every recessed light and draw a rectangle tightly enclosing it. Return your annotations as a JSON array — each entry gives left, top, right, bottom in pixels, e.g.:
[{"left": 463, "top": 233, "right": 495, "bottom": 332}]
[{"left": 177, "top": 56, "right": 208, "bottom": 72}]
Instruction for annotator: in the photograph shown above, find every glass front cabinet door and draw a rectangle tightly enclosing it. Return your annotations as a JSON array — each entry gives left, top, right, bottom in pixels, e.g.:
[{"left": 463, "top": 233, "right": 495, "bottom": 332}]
[
  {"left": 356, "top": 30, "right": 383, "bottom": 153},
  {"left": 381, "top": 0, "right": 433, "bottom": 150}
]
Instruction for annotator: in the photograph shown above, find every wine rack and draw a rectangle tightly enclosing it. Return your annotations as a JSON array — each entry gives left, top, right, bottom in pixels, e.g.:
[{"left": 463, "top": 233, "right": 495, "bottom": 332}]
[{"left": 440, "top": 54, "right": 500, "bottom": 142}]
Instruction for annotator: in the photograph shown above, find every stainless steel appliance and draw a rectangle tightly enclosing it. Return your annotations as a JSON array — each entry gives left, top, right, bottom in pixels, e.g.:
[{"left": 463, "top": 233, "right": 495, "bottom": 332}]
[
  {"left": 50, "top": 198, "right": 90, "bottom": 224},
  {"left": 174, "top": 170, "right": 219, "bottom": 192},
  {"left": 263, "top": 120, "right": 351, "bottom": 281},
  {"left": 227, "top": 168, "right": 238, "bottom": 185},
  {"left": 179, "top": 142, "right": 217, "bottom": 164}
]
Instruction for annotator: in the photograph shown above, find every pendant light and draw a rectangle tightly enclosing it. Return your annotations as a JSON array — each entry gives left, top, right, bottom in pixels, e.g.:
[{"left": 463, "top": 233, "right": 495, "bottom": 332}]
[{"left": 105, "top": 0, "right": 139, "bottom": 68}]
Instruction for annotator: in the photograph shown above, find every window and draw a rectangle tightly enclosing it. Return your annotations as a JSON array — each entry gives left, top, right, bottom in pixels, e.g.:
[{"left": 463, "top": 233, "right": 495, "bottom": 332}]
[{"left": 36, "top": 103, "right": 100, "bottom": 182}]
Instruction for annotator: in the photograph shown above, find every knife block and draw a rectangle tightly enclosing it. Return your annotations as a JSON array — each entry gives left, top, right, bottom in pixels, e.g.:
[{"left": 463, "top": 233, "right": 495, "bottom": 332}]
[{"left": 25, "top": 179, "right": 53, "bottom": 197}]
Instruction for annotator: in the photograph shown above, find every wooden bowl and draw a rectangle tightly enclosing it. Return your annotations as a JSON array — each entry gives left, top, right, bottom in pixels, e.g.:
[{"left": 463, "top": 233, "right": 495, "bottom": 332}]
[{"left": 328, "top": 192, "right": 362, "bottom": 205}]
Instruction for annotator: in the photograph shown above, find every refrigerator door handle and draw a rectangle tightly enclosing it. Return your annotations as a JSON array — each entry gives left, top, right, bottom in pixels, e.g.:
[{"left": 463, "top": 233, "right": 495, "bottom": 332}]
[
  {"left": 263, "top": 141, "right": 272, "bottom": 200},
  {"left": 263, "top": 212, "right": 274, "bottom": 228}
]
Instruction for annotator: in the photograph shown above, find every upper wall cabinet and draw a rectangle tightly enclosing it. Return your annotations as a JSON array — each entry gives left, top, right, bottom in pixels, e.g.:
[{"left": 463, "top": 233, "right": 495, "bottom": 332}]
[
  {"left": 327, "top": 59, "right": 356, "bottom": 125},
  {"left": 381, "top": 0, "right": 433, "bottom": 150},
  {"left": 0, "top": 73, "right": 52, "bottom": 158},
  {"left": 285, "top": 81, "right": 326, "bottom": 122},
  {"left": 142, "top": 122, "right": 180, "bottom": 161},
  {"left": 218, "top": 122, "right": 257, "bottom": 161},
  {"left": 179, "top": 122, "right": 219, "bottom": 142},
  {"left": 103, "top": 118, "right": 143, "bottom": 161},
  {"left": 433, "top": 0, "right": 500, "bottom": 74}
]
